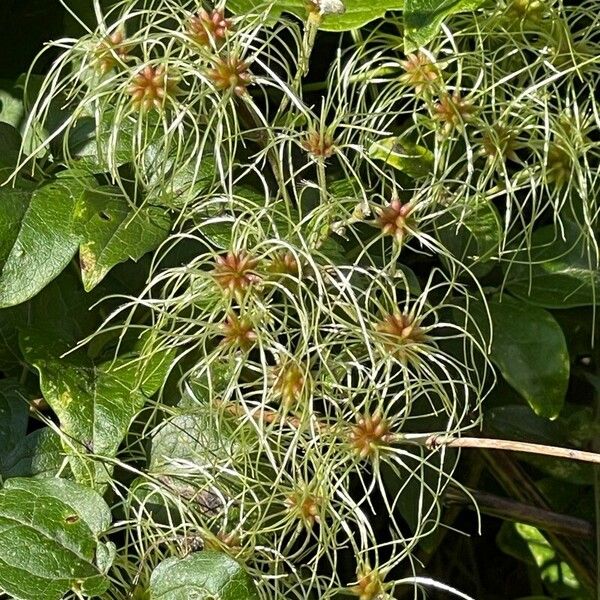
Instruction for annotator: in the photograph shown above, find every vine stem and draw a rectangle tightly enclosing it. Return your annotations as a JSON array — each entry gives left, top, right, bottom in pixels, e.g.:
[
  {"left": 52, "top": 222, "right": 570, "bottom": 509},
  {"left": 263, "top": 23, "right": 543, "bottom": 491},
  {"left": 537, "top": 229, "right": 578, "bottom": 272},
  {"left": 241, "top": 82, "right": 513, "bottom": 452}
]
[
  {"left": 591, "top": 353, "right": 600, "bottom": 600},
  {"left": 444, "top": 486, "right": 594, "bottom": 539},
  {"left": 419, "top": 434, "right": 600, "bottom": 465}
]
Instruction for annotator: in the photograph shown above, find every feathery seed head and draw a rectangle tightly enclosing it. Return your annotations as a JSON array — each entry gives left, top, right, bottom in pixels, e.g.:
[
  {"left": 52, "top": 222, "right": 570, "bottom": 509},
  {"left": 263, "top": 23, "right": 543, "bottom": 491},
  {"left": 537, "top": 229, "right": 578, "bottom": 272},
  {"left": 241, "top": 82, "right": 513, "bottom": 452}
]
[
  {"left": 213, "top": 251, "right": 261, "bottom": 298},
  {"left": 480, "top": 124, "right": 519, "bottom": 162},
  {"left": 399, "top": 51, "right": 442, "bottom": 94},
  {"left": 94, "top": 29, "right": 131, "bottom": 74},
  {"left": 433, "top": 93, "right": 476, "bottom": 134},
  {"left": 207, "top": 55, "right": 252, "bottom": 96},
  {"left": 377, "top": 199, "right": 415, "bottom": 244},
  {"left": 188, "top": 9, "right": 232, "bottom": 47},
  {"left": 219, "top": 313, "right": 257, "bottom": 351},
  {"left": 302, "top": 129, "right": 336, "bottom": 159},
  {"left": 349, "top": 413, "right": 393, "bottom": 460},
  {"left": 285, "top": 489, "right": 321, "bottom": 528},
  {"left": 350, "top": 567, "right": 386, "bottom": 600},
  {"left": 271, "top": 361, "right": 305, "bottom": 407},
  {"left": 376, "top": 311, "right": 427, "bottom": 359},
  {"left": 127, "top": 65, "right": 179, "bottom": 111},
  {"left": 268, "top": 251, "right": 300, "bottom": 277}
]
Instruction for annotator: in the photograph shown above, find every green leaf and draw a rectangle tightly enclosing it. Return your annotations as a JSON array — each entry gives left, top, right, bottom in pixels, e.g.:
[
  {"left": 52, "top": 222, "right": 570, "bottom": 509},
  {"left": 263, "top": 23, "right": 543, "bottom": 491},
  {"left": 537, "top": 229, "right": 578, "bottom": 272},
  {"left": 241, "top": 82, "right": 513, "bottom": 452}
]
[
  {"left": 149, "top": 551, "right": 260, "bottom": 600},
  {"left": 368, "top": 135, "right": 434, "bottom": 178},
  {"left": 0, "top": 267, "right": 104, "bottom": 374},
  {"left": 436, "top": 199, "right": 502, "bottom": 276},
  {"left": 0, "top": 84, "right": 24, "bottom": 129},
  {"left": 144, "top": 147, "right": 217, "bottom": 209},
  {"left": 0, "top": 380, "right": 29, "bottom": 452},
  {"left": 227, "top": 0, "right": 404, "bottom": 31},
  {"left": 0, "top": 477, "right": 111, "bottom": 600},
  {"left": 404, "top": 0, "right": 486, "bottom": 50},
  {"left": 76, "top": 187, "right": 171, "bottom": 291},
  {"left": 485, "top": 296, "right": 569, "bottom": 418},
  {"left": 486, "top": 405, "right": 594, "bottom": 484},
  {"left": 0, "top": 122, "right": 22, "bottom": 176},
  {"left": 497, "top": 523, "right": 583, "bottom": 598},
  {"left": 0, "top": 173, "right": 95, "bottom": 308},
  {"left": 21, "top": 329, "right": 147, "bottom": 488},
  {"left": 150, "top": 408, "right": 238, "bottom": 474},
  {"left": 68, "top": 112, "right": 135, "bottom": 174},
  {"left": 0, "top": 382, "right": 63, "bottom": 481},
  {"left": 0, "top": 305, "right": 26, "bottom": 375},
  {"left": 505, "top": 221, "right": 600, "bottom": 309},
  {"left": 26, "top": 268, "right": 103, "bottom": 344},
  {"left": 102, "top": 332, "right": 176, "bottom": 397},
  {"left": 487, "top": 405, "right": 569, "bottom": 446},
  {"left": 488, "top": 404, "right": 600, "bottom": 448},
  {"left": 0, "top": 188, "right": 31, "bottom": 269},
  {"left": 2, "top": 427, "right": 65, "bottom": 480}
]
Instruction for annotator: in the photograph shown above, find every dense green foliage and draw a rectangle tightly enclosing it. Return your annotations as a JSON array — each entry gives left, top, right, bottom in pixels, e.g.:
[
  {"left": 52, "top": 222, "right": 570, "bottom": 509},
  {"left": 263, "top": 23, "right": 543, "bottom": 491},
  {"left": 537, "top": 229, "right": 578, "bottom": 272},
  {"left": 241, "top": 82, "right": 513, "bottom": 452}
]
[{"left": 0, "top": 0, "right": 599, "bottom": 598}]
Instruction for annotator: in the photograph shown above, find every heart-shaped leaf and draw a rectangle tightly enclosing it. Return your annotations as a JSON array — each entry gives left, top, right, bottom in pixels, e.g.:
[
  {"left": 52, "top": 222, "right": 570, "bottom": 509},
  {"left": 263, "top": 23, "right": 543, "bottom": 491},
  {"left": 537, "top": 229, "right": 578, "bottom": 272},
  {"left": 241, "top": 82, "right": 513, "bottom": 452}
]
[
  {"left": 505, "top": 220, "right": 600, "bottom": 309},
  {"left": 0, "top": 172, "right": 95, "bottom": 308},
  {"left": 77, "top": 187, "right": 171, "bottom": 291},
  {"left": 404, "top": 0, "right": 486, "bottom": 50},
  {"left": 485, "top": 296, "right": 569, "bottom": 418},
  {"left": 368, "top": 135, "right": 434, "bottom": 178},
  {"left": 0, "top": 477, "right": 112, "bottom": 600},
  {"left": 436, "top": 199, "right": 502, "bottom": 277},
  {"left": 149, "top": 551, "right": 260, "bottom": 600},
  {"left": 227, "top": 0, "right": 404, "bottom": 31},
  {"left": 21, "top": 329, "right": 147, "bottom": 488}
]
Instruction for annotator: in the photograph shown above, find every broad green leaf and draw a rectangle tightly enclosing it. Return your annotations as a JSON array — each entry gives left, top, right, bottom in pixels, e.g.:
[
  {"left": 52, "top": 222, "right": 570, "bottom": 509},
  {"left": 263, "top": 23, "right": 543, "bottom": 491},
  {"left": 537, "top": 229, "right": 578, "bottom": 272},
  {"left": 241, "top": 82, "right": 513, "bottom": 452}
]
[
  {"left": 404, "top": 0, "right": 486, "bottom": 50},
  {"left": 486, "top": 405, "right": 594, "bottom": 484},
  {"left": 150, "top": 408, "right": 238, "bottom": 473},
  {"left": 0, "top": 123, "right": 21, "bottom": 175},
  {"left": 15, "top": 74, "right": 71, "bottom": 156},
  {"left": 76, "top": 187, "right": 171, "bottom": 291},
  {"left": 102, "top": 332, "right": 176, "bottom": 396},
  {"left": 200, "top": 218, "right": 236, "bottom": 249},
  {"left": 368, "top": 136, "right": 434, "bottom": 178},
  {"left": 0, "top": 477, "right": 111, "bottom": 600},
  {"left": 0, "top": 382, "right": 62, "bottom": 480},
  {"left": 181, "top": 359, "right": 238, "bottom": 407},
  {"left": 0, "top": 268, "right": 103, "bottom": 374},
  {"left": 149, "top": 551, "right": 260, "bottom": 600},
  {"left": 505, "top": 221, "right": 600, "bottom": 309},
  {"left": 497, "top": 523, "right": 583, "bottom": 598},
  {"left": 0, "top": 268, "right": 93, "bottom": 373},
  {"left": 0, "top": 173, "right": 94, "bottom": 308},
  {"left": 26, "top": 268, "right": 103, "bottom": 343},
  {"left": 227, "top": 0, "right": 404, "bottom": 31},
  {"left": 436, "top": 199, "right": 502, "bottom": 276},
  {"left": 0, "top": 380, "right": 29, "bottom": 452},
  {"left": 488, "top": 404, "right": 600, "bottom": 448},
  {"left": 485, "top": 296, "right": 569, "bottom": 418},
  {"left": 0, "top": 305, "right": 27, "bottom": 375},
  {"left": 0, "top": 85, "right": 24, "bottom": 129},
  {"left": 147, "top": 400, "right": 249, "bottom": 520},
  {"left": 2, "top": 427, "right": 65, "bottom": 480},
  {"left": 69, "top": 112, "right": 135, "bottom": 174},
  {"left": 487, "top": 405, "right": 568, "bottom": 446},
  {"left": 145, "top": 147, "right": 217, "bottom": 208},
  {"left": 0, "top": 188, "right": 31, "bottom": 268},
  {"left": 21, "top": 329, "right": 147, "bottom": 488}
]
